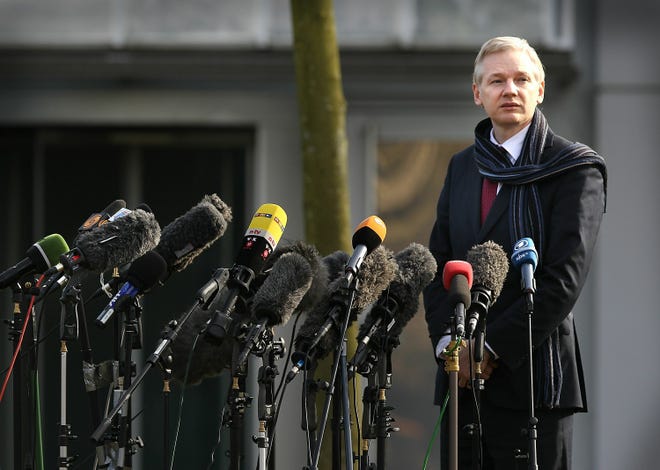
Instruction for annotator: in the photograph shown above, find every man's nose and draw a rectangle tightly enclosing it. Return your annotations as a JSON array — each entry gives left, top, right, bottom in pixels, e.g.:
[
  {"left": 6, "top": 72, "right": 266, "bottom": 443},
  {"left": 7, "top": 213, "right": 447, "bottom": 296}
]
[{"left": 503, "top": 79, "right": 518, "bottom": 95}]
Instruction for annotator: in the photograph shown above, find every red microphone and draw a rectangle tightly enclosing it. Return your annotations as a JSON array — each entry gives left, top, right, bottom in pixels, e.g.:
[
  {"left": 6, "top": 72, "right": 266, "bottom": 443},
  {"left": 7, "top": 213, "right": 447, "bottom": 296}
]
[{"left": 442, "top": 260, "right": 473, "bottom": 337}]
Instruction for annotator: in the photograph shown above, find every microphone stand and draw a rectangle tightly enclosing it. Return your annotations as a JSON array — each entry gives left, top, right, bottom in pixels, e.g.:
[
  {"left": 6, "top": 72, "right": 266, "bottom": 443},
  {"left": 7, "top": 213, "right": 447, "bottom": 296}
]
[
  {"left": 160, "top": 360, "right": 173, "bottom": 470},
  {"left": 60, "top": 281, "right": 117, "bottom": 469},
  {"left": 8, "top": 279, "right": 44, "bottom": 470},
  {"left": 301, "top": 363, "right": 322, "bottom": 467},
  {"left": 57, "top": 283, "right": 85, "bottom": 469},
  {"left": 91, "top": 293, "right": 218, "bottom": 442},
  {"left": 7, "top": 284, "right": 26, "bottom": 470},
  {"left": 254, "top": 329, "right": 285, "bottom": 470},
  {"left": 309, "top": 278, "right": 358, "bottom": 470},
  {"left": 226, "top": 345, "right": 252, "bottom": 470},
  {"left": 470, "top": 322, "right": 486, "bottom": 470},
  {"left": 374, "top": 343, "right": 397, "bottom": 470},
  {"left": 355, "top": 331, "right": 400, "bottom": 470},
  {"left": 444, "top": 317, "right": 463, "bottom": 470},
  {"left": 91, "top": 268, "right": 231, "bottom": 458},
  {"left": 360, "top": 371, "right": 377, "bottom": 470},
  {"left": 117, "top": 300, "right": 145, "bottom": 469},
  {"left": 521, "top": 291, "right": 538, "bottom": 470}
]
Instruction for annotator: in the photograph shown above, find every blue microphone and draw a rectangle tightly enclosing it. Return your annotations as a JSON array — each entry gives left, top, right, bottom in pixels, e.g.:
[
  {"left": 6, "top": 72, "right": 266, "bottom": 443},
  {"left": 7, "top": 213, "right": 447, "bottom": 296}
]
[
  {"left": 95, "top": 250, "right": 167, "bottom": 327},
  {"left": 511, "top": 237, "right": 538, "bottom": 294}
]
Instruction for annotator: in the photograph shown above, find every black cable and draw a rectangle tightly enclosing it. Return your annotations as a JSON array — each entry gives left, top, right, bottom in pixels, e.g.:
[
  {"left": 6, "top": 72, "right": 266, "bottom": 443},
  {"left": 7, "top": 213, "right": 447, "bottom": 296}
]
[
  {"left": 302, "top": 364, "right": 313, "bottom": 467},
  {"left": 264, "top": 311, "right": 304, "bottom": 468},
  {"left": 204, "top": 404, "right": 227, "bottom": 470},
  {"left": 0, "top": 302, "right": 59, "bottom": 377},
  {"left": 351, "top": 366, "right": 362, "bottom": 467},
  {"left": 468, "top": 340, "right": 484, "bottom": 470},
  {"left": 169, "top": 330, "right": 201, "bottom": 470}
]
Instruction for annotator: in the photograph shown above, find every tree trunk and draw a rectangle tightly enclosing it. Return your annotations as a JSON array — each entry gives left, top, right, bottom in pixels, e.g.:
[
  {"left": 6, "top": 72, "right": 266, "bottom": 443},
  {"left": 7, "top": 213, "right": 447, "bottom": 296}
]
[{"left": 291, "top": 1, "right": 360, "bottom": 469}]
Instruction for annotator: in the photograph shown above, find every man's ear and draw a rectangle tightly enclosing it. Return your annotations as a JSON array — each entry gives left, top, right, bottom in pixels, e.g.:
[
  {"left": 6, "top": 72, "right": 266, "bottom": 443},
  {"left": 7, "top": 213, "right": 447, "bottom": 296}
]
[
  {"left": 473, "top": 83, "right": 482, "bottom": 106},
  {"left": 537, "top": 80, "right": 545, "bottom": 104}
]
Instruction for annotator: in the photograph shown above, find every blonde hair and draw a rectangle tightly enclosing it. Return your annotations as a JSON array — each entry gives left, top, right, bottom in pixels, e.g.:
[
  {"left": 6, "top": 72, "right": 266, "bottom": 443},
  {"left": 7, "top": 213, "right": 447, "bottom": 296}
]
[{"left": 473, "top": 36, "right": 545, "bottom": 85}]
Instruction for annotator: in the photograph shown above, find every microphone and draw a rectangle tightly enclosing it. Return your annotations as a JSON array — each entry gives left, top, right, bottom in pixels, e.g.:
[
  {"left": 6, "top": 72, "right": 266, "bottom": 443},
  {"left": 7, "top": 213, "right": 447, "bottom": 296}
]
[
  {"left": 260, "top": 240, "right": 328, "bottom": 318},
  {"left": 95, "top": 251, "right": 168, "bottom": 327},
  {"left": 323, "top": 250, "right": 351, "bottom": 282},
  {"left": 464, "top": 241, "right": 509, "bottom": 337},
  {"left": 40, "top": 208, "right": 161, "bottom": 296},
  {"left": 350, "top": 242, "right": 437, "bottom": 376},
  {"left": 511, "top": 237, "right": 538, "bottom": 294},
  {"left": 87, "top": 196, "right": 230, "bottom": 302},
  {"left": 235, "top": 252, "right": 314, "bottom": 367},
  {"left": 74, "top": 199, "right": 127, "bottom": 243},
  {"left": 442, "top": 260, "right": 473, "bottom": 338},
  {"left": 155, "top": 194, "right": 232, "bottom": 276},
  {"left": 167, "top": 268, "right": 233, "bottom": 385},
  {"left": 0, "top": 234, "right": 70, "bottom": 289},
  {"left": 58, "top": 208, "right": 160, "bottom": 274},
  {"left": 168, "top": 241, "right": 326, "bottom": 386},
  {"left": 287, "top": 245, "right": 398, "bottom": 383},
  {"left": 344, "top": 215, "right": 387, "bottom": 284},
  {"left": 204, "top": 203, "right": 287, "bottom": 343}
]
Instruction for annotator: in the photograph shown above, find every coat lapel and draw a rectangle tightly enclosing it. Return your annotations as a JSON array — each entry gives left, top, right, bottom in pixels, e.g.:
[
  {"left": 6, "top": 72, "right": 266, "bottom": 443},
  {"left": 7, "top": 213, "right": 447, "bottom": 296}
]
[{"left": 478, "top": 183, "right": 510, "bottom": 240}]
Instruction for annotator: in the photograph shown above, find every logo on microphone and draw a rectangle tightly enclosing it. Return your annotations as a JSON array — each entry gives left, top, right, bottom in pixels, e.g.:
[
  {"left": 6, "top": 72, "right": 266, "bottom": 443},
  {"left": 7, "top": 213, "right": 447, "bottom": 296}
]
[{"left": 513, "top": 238, "right": 532, "bottom": 251}]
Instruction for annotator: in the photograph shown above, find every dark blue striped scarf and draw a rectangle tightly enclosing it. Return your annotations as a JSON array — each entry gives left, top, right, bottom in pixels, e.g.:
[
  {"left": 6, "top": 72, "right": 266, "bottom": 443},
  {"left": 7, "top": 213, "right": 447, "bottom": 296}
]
[{"left": 473, "top": 108, "right": 607, "bottom": 408}]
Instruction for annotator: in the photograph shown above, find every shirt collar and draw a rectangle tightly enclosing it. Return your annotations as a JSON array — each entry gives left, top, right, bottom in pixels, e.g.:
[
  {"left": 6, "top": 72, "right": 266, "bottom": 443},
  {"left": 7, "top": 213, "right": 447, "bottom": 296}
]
[{"left": 489, "top": 124, "right": 530, "bottom": 164}]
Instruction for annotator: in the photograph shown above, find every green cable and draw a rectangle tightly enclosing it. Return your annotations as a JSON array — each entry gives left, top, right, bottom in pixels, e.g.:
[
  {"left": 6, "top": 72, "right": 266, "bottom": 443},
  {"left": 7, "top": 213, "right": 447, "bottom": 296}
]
[
  {"left": 33, "top": 371, "right": 45, "bottom": 470},
  {"left": 422, "top": 337, "right": 462, "bottom": 470},
  {"left": 422, "top": 391, "right": 449, "bottom": 470}
]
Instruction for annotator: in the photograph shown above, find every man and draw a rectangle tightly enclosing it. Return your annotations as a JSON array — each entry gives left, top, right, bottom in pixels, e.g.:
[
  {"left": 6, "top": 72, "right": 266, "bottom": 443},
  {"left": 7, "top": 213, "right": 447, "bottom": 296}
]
[{"left": 423, "top": 36, "right": 607, "bottom": 469}]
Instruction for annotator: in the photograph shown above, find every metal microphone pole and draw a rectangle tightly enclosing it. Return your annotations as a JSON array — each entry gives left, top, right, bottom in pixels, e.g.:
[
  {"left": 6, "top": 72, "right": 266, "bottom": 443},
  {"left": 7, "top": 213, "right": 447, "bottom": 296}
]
[
  {"left": 161, "top": 365, "right": 172, "bottom": 470},
  {"left": 226, "top": 359, "right": 250, "bottom": 470},
  {"left": 254, "top": 329, "right": 285, "bottom": 470},
  {"left": 57, "top": 283, "right": 86, "bottom": 469},
  {"left": 310, "top": 278, "right": 358, "bottom": 470},
  {"left": 301, "top": 364, "right": 321, "bottom": 468},
  {"left": 375, "top": 342, "right": 398, "bottom": 470},
  {"left": 8, "top": 279, "right": 44, "bottom": 470},
  {"left": 470, "top": 321, "right": 486, "bottom": 470},
  {"left": 445, "top": 314, "right": 463, "bottom": 470},
  {"left": 90, "top": 279, "right": 226, "bottom": 443},
  {"left": 8, "top": 284, "right": 27, "bottom": 470},
  {"left": 360, "top": 370, "right": 377, "bottom": 469},
  {"left": 117, "top": 300, "right": 144, "bottom": 469},
  {"left": 355, "top": 332, "right": 400, "bottom": 470},
  {"left": 523, "top": 291, "right": 538, "bottom": 470}
]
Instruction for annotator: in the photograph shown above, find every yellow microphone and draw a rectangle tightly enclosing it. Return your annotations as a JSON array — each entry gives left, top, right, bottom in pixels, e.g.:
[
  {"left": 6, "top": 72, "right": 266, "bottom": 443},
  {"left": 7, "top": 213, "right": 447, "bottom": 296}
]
[
  {"left": 204, "top": 203, "right": 287, "bottom": 342},
  {"left": 236, "top": 203, "right": 287, "bottom": 273}
]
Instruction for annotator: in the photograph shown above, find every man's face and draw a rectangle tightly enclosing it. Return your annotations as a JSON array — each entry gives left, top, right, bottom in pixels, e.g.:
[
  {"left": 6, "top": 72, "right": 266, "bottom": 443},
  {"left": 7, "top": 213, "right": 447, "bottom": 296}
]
[{"left": 472, "top": 49, "right": 545, "bottom": 141}]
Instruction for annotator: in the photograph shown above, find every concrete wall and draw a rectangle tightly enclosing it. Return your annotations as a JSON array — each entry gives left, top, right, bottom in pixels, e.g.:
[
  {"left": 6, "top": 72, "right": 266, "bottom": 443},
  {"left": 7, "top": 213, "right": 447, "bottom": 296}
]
[{"left": 592, "top": 1, "right": 660, "bottom": 468}]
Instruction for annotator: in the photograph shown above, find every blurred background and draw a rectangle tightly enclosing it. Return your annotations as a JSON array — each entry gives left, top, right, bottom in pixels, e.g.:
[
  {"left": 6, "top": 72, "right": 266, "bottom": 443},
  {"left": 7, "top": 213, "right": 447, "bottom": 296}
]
[{"left": 0, "top": 0, "right": 658, "bottom": 469}]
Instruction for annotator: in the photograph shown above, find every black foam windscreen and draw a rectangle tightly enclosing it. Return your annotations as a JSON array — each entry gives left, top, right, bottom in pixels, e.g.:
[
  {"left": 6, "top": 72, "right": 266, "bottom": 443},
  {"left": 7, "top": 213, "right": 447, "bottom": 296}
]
[
  {"left": 293, "top": 245, "right": 397, "bottom": 363},
  {"left": 125, "top": 251, "right": 168, "bottom": 292},
  {"left": 155, "top": 194, "right": 231, "bottom": 274},
  {"left": 262, "top": 240, "right": 329, "bottom": 317},
  {"left": 73, "top": 199, "right": 127, "bottom": 245},
  {"left": 75, "top": 208, "right": 161, "bottom": 273},
  {"left": 202, "top": 193, "right": 233, "bottom": 224},
  {"left": 358, "top": 242, "right": 437, "bottom": 341},
  {"left": 466, "top": 240, "right": 509, "bottom": 303},
  {"left": 251, "top": 252, "right": 313, "bottom": 326},
  {"left": 169, "top": 316, "right": 234, "bottom": 386},
  {"left": 323, "top": 250, "right": 351, "bottom": 283}
]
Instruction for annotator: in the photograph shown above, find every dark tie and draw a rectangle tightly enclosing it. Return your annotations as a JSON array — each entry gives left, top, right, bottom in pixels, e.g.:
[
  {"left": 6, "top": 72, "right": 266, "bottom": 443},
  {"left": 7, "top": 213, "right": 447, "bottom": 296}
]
[{"left": 480, "top": 177, "right": 498, "bottom": 225}]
